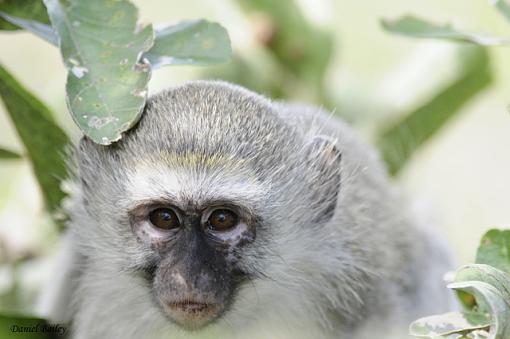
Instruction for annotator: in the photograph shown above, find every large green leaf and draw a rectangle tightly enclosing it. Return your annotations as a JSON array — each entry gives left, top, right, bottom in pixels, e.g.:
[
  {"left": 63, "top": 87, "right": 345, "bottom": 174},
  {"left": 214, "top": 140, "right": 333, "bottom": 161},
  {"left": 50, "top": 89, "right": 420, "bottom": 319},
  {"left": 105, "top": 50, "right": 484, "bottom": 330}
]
[
  {"left": 0, "top": 313, "right": 63, "bottom": 339},
  {"left": 381, "top": 15, "right": 510, "bottom": 45},
  {"left": 476, "top": 230, "right": 510, "bottom": 275},
  {"left": 44, "top": 0, "right": 154, "bottom": 145},
  {"left": 0, "top": 147, "right": 21, "bottom": 159},
  {"left": 378, "top": 46, "right": 491, "bottom": 175},
  {"left": 0, "top": 0, "right": 49, "bottom": 31},
  {"left": 143, "top": 20, "right": 232, "bottom": 69},
  {"left": 0, "top": 63, "right": 69, "bottom": 214}
]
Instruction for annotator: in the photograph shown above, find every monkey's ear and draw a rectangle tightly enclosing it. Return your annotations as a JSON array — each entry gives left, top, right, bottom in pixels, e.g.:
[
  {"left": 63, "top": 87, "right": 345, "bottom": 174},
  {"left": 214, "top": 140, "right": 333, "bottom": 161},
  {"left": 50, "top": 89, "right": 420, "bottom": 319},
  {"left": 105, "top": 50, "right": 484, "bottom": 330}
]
[{"left": 303, "top": 136, "right": 342, "bottom": 223}]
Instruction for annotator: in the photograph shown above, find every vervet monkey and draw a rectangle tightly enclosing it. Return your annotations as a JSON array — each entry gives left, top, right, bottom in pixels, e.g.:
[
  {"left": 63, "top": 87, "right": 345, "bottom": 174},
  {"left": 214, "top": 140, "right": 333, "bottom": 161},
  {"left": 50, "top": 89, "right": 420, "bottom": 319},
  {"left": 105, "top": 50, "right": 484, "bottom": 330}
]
[{"left": 39, "top": 81, "right": 454, "bottom": 339}]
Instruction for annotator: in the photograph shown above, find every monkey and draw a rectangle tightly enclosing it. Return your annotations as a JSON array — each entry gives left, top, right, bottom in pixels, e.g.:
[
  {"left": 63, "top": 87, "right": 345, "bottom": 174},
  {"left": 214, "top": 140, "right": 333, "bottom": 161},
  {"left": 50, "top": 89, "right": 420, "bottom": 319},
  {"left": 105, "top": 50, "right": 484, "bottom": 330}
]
[{"left": 37, "top": 80, "right": 455, "bottom": 339}]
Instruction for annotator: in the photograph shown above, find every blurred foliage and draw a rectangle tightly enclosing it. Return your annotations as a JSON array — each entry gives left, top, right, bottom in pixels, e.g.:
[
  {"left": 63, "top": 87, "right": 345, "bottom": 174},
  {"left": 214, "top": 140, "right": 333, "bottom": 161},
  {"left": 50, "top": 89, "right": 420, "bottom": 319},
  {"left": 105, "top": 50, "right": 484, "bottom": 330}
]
[
  {"left": 236, "top": 0, "right": 333, "bottom": 96},
  {"left": 381, "top": 16, "right": 510, "bottom": 45},
  {"left": 378, "top": 46, "right": 491, "bottom": 175},
  {"left": 0, "top": 63, "right": 68, "bottom": 216},
  {"left": 493, "top": 0, "right": 510, "bottom": 22},
  {"left": 384, "top": 4, "right": 510, "bottom": 337},
  {"left": 0, "top": 148, "right": 21, "bottom": 159},
  {"left": 382, "top": 0, "right": 510, "bottom": 46},
  {"left": 204, "top": 0, "right": 334, "bottom": 105},
  {"left": 0, "top": 0, "right": 49, "bottom": 30}
]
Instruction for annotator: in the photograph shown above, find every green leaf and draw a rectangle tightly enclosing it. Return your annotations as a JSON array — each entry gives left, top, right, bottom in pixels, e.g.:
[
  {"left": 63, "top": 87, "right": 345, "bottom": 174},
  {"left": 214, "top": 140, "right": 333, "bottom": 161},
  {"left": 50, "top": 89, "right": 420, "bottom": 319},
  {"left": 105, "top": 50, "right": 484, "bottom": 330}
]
[
  {"left": 0, "top": 63, "right": 69, "bottom": 214},
  {"left": 0, "top": 13, "right": 231, "bottom": 71},
  {"left": 377, "top": 45, "right": 491, "bottom": 175},
  {"left": 409, "top": 311, "right": 490, "bottom": 338},
  {"left": 448, "top": 280, "right": 510, "bottom": 338},
  {"left": 0, "top": 0, "right": 49, "bottom": 31},
  {"left": 143, "top": 20, "right": 232, "bottom": 69},
  {"left": 476, "top": 230, "right": 510, "bottom": 274},
  {"left": 0, "top": 313, "right": 64, "bottom": 339},
  {"left": 44, "top": 0, "right": 154, "bottom": 145},
  {"left": 409, "top": 264, "right": 510, "bottom": 338},
  {"left": 0, "top": 12, "right": 57, "bottom": 45},
  {"left": 491, "top": 0, "right": 510, "bottom": 23},
  {"left": 455, "top": 264, "right": 510, "bottom": 310},
  {"left": 381, "top": 15, "right": 510, "bottom": 45},
  {"left": 0, "top": 147, "right": 21, "bottom": 159}
]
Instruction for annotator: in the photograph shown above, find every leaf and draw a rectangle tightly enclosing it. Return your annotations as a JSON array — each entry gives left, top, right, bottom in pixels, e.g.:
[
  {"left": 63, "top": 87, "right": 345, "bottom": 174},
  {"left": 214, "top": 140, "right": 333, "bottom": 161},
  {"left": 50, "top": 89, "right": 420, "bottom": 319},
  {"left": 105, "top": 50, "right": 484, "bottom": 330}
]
[
  {"left": 143, "top": 20, "right": 232, "bottom": 69},
  {"left": 44, "top": 0, "right": 154, "bottom": 145},
  {"left": 381, "top": 15, "right": 510, "bottom": 45},
  {"left": 0, "top": 313, "right": 63, "bottom": 339},
  {"left": 377, "top": 45, "right": 491, "bottom": 175},
  {"left": 409, "top": 311, "right": 490, "bottom": 338},
  {"left": 0, "top": 12, "right": 57, "bottom": 45},
  {"left": 448, "top": 280, "right": 510, "bottom": 339},
  {"left": 0, "top": 147, "right": 21, "bottom": 159},
  {"left": 490, "top": 0, "right": 510, "bottom": 23},
  {"left": 455, "top": 264, "right": 510, "bottom": 310},
  {"left": 0, "top": 14, "right": 231, "bottom": 71},
  {"left": 476, "top": 230, "right": 510, "bottom": 274},
  {"left": 0, "top": 63, "right": 69, "bottom": 214},
  {"left": 410, "top": 264, "right": 510, "bottom": 339},
  {"left": 0, "top": 0, "right": 49, "bottom": 31}
]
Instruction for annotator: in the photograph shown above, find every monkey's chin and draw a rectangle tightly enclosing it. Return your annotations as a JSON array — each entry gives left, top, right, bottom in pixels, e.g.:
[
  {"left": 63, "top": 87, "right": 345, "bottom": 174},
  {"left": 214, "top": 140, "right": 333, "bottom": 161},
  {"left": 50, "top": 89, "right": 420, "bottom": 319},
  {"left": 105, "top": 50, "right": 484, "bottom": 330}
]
[{"left": 162, "top": 301, "right": 222, "bottom": 330}]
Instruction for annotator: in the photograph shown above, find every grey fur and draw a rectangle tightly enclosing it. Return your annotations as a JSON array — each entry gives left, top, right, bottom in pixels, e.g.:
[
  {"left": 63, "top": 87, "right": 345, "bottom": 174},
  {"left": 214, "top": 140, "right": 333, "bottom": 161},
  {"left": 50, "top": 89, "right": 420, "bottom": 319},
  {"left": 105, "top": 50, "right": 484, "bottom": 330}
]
[{"left": 39, "top": 81, "right": 454, "bottom": 339}]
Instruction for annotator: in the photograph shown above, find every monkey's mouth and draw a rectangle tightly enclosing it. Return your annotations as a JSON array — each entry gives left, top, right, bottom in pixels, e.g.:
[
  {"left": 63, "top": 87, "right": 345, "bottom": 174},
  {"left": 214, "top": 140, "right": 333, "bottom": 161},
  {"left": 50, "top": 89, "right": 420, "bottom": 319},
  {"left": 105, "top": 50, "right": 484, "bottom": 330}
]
[
  {"left": 162, "top": 300, "right": 223, "bottom": 329},
  {"left": 168, "top": 301, "right": 215, "bottom": 313}
]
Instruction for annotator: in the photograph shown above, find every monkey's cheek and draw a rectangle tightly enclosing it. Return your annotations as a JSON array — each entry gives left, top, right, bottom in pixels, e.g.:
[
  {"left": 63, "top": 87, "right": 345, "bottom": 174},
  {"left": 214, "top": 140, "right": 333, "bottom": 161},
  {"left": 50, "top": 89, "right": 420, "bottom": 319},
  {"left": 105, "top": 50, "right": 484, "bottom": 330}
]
[{"left": 161, "top": 301, "right": 223, "bottom": 329}]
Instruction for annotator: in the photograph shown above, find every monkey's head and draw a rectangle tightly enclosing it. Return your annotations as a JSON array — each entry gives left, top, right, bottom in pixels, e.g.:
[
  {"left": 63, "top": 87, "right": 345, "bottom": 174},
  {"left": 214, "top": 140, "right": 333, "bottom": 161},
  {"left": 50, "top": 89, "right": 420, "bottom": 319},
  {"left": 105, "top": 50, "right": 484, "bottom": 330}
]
[{"left": 75, "top": 81, "right": 345, "bottom": 331}]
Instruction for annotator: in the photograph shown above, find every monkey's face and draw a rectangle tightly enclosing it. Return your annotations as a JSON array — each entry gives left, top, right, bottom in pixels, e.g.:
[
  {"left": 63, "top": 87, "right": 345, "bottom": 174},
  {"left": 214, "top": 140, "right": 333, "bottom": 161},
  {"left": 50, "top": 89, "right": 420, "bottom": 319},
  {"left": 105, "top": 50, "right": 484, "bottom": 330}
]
[
  {"left": 128, "top": 195, "right": 259, "bottom": 329},
  {"left": 77, "top": 82, "right": 342, "bottom": 332}
]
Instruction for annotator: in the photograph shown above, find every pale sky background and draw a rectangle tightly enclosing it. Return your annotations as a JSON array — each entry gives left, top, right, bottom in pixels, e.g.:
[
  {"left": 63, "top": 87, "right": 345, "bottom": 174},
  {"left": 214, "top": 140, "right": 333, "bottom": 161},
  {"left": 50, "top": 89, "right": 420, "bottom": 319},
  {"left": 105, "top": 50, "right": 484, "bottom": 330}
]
[{"left": 0, "top": 0, "right": 509, "bottom": 309}]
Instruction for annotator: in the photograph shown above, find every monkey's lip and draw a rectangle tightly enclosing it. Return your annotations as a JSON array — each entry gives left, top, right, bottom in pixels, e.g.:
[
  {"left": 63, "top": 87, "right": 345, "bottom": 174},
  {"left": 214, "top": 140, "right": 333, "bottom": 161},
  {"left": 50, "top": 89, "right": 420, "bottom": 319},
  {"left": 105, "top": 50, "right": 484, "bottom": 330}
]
[
  {"left": 163, "top": 300, "right": 222, "bottom": 328},
  {"left": 167, "top": 300, "right": 217, "bottom": 313}
]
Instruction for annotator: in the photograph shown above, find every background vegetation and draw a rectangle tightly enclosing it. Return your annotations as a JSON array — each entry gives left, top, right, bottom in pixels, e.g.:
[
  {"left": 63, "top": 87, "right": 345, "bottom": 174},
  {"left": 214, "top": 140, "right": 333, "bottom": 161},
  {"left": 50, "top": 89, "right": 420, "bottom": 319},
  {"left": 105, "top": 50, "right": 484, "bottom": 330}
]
[{"left": 0, "top": 0, "right": 509, "bottom": 337}]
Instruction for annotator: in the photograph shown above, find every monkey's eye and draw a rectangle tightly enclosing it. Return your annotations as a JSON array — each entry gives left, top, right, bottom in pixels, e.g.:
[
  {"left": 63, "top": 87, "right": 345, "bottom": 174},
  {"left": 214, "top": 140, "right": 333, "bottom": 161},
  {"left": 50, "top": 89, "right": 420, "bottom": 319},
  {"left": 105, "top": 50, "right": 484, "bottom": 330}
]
[
  {"left": 149, "top": 208, "right": 180, "bottom": 230},
  {"left": 207, "top": 209, "right": 239, "bottom": 231}
]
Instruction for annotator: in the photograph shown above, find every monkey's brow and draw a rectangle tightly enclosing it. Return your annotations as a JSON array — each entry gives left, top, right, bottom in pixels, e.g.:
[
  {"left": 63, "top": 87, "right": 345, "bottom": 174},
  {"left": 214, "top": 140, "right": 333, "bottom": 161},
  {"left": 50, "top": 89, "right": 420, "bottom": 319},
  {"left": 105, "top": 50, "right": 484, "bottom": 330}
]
[
  {"left": 125, "top": 195, "right": 260, "bottom": 217},
  {"left": 124, "top": 166, "right": 268, "bottom": 210}
]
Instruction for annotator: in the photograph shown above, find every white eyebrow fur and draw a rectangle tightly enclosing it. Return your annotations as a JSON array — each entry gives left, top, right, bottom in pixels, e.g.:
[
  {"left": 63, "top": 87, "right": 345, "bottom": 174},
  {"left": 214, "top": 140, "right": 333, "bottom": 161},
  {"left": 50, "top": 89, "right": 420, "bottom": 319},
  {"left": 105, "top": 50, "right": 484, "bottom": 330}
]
[{"left": 124, "top": 162, "right": 268, "bottom": 209}]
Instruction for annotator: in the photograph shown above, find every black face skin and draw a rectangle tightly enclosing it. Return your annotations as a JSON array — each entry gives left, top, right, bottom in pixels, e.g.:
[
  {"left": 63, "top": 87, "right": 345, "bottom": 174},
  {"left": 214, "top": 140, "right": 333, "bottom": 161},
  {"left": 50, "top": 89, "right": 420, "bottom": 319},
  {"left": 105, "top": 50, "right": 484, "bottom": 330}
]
[{"left": 129, "top": 199, "right": 257, "bottom": 330}]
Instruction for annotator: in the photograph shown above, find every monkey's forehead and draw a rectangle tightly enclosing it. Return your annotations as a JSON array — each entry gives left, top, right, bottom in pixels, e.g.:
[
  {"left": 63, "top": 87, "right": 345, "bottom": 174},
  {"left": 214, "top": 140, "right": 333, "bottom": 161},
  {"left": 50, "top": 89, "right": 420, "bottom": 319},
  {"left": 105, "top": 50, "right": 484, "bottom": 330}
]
[
  {"left": 131, "top": 81, "right": 301, "bottom": 148},
  {"left": 112, "top": 81, "right": 304, "bottom": 170}
]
